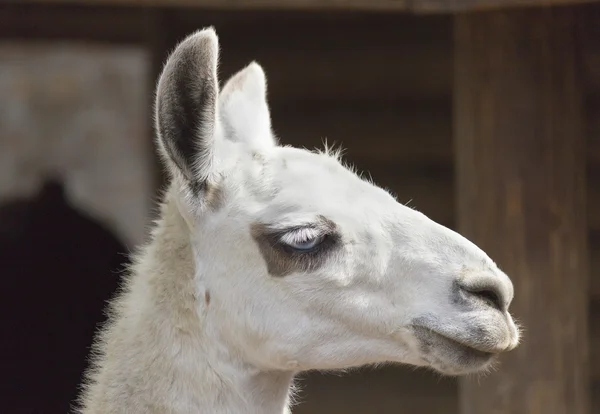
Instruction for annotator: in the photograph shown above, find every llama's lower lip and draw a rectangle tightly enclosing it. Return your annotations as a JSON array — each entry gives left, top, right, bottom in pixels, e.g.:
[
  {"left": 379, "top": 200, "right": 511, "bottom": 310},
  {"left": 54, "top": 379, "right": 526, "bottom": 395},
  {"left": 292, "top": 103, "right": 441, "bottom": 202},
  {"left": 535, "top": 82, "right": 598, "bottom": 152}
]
[
  {"left": 412, "top": 325, "right": 501, "bottom": 355},
  {"left": 411, "top": 325, "right": 496, "bottom": 365}
]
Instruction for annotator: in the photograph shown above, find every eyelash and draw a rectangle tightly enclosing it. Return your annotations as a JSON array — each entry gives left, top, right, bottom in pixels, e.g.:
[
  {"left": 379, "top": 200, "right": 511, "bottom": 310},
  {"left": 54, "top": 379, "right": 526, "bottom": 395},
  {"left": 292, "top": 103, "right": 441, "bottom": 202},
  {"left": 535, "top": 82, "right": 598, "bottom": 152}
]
[
  {"left": 279, "top": 227, "right": 319, "bottom": 244},
  {"left": 278, "top": 227, "right": 327, "bottom": 253}
]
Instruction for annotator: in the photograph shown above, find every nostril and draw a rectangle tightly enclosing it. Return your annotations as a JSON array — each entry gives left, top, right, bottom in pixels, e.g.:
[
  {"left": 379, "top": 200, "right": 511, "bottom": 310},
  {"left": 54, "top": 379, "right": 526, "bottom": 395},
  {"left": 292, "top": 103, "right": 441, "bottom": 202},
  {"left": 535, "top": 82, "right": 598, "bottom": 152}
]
[
  {"left": 476, "top": 289, "right": 502, "bottom": 310},
  {"left": 461, "top": 286, "right": 503, "bottom": 311}
]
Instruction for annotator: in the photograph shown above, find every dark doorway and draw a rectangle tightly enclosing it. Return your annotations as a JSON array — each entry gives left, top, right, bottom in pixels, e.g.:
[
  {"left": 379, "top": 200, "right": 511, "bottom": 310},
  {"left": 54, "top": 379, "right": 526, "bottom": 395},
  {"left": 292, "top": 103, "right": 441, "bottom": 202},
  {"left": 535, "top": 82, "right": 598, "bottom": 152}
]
[{"left": 0, "top": 179, "right": 127, "bottom": 413}]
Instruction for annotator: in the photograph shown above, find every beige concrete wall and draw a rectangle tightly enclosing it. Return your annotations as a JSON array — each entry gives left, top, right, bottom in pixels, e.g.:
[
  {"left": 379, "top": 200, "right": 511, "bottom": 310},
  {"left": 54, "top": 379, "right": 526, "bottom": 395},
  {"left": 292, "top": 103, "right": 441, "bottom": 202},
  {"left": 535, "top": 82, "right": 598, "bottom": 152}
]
[{"left": 0, "top": 42, "right": 153, "bottom": 247}]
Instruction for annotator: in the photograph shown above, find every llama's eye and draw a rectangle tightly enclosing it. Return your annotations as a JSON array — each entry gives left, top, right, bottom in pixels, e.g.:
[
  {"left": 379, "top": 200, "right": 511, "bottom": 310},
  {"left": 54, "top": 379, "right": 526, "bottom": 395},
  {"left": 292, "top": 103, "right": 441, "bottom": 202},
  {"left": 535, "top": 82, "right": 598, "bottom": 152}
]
[
  {"left": 279, "top": 228, "right": 325, "bottom": 252},
  {"left": 286, "top": 235, "right": 325, "bottom": 251}
]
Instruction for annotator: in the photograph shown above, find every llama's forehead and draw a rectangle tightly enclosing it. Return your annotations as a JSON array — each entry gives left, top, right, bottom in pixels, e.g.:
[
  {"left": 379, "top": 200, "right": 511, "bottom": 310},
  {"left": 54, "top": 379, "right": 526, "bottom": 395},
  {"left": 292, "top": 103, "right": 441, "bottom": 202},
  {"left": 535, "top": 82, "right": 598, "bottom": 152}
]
[
  {"left": 269, "top": 146, "right": 342, "bottom": 171},
  {"left": 264, "top": 147, "right": 379, "bottom": 199},
  {"left": 237, "top": 145, "right": 398, "bottom": 225}
]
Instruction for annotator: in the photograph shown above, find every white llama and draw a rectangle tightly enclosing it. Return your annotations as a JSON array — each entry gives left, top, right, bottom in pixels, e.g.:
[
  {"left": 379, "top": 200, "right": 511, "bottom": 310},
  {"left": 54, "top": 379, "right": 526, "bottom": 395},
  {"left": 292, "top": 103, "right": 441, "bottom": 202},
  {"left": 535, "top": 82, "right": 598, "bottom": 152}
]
[{"left": 78, "top": 27, "right": 520, "bottom": 414}]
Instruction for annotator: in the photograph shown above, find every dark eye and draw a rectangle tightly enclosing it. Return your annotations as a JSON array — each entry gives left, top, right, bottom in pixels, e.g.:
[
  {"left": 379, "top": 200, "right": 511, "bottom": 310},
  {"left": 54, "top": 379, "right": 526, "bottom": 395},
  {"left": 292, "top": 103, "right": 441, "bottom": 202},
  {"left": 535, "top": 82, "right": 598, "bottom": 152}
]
[{"left": 280, "top": 228, "right": 326, "bottom": 252}]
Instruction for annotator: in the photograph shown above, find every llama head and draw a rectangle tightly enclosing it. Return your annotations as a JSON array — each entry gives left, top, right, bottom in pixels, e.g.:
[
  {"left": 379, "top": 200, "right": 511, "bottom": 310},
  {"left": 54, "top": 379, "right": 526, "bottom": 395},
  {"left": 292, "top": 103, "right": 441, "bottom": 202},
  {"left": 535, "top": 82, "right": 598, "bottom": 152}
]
[{"left": 155, "top": 28, "right": 520, "bottom": 376}]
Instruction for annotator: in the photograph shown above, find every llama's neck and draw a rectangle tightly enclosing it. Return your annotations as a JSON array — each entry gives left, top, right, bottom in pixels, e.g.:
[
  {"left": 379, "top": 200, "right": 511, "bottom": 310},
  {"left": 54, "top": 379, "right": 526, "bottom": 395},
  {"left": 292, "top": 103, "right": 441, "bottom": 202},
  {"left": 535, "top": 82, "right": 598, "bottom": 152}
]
[{"left": 80, "top": 186, "right": 294, "bottom": 414}]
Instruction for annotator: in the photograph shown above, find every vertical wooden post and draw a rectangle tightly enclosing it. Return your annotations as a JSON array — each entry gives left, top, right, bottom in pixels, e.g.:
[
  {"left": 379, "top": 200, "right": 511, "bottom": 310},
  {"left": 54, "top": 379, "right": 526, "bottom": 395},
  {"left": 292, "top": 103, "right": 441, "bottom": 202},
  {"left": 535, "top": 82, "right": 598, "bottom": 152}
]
[{"left": 454, "top": 7, "right": 589, "bottom": 414}]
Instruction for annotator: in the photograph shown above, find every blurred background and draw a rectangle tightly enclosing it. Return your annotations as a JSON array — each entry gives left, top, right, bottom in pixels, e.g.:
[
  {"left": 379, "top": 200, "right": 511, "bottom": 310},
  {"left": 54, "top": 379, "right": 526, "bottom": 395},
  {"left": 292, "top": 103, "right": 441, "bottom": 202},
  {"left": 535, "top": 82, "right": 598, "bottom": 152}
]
[{"left": 0, "top": 1, "right": 598, "bottom": 413}]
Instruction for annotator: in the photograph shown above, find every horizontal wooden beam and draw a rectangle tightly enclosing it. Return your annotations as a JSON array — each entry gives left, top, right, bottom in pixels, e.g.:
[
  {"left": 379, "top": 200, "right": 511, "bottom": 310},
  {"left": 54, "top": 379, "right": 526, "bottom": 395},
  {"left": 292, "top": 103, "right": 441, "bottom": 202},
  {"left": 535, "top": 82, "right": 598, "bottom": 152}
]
[
  {"left": 0, "top": 4, "right": 152, "bottom": 44},
  {"left": 271, "top": 98, "right": 600, "bottom": 164},
  {"left": 413, "top": 0, "right": 598, "bottom": 13},
  {"left": 2, "top": 4, "right": 599, "bottom": 106},
  {"left": 5, "top": 0, "right": 599, "bottom": 13},
  {"left": 296, "top": 366, "right": 458, "bottom": 413},
  {"left": 166, "top": 10, "right": 453, "bottom": 104},
  {"left": 0, "top": 5, "right": 453, "bottom": 102},
  {"left": 271, "top": 101, "right": 452, "bottom": 167}
]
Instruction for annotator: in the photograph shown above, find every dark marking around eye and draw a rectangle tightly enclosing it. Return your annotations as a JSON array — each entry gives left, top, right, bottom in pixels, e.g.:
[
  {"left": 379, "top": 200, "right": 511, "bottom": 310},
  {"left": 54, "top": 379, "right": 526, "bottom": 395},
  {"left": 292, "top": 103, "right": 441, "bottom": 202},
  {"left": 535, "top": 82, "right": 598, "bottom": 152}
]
[{"left": 251, "top": 215, "right": 341, "bottom": 277}]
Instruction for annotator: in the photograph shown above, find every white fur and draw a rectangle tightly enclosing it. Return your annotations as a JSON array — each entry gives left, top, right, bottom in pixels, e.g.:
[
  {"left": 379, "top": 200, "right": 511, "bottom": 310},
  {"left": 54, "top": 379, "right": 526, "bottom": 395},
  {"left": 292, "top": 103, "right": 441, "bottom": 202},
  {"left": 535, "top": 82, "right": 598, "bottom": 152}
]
[{"left": 78, "top": 28, "right": 520, "bottom": 414}]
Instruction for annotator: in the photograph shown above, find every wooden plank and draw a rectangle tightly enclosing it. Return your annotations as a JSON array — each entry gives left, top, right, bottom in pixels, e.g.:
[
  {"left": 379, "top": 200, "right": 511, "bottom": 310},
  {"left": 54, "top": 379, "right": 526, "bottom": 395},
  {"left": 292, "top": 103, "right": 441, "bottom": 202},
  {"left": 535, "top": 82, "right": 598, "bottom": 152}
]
[
  {"left": 298, "top": 367, "right": 457, "bottom": 413},
  {"left": 0, "top": 6, "right": 454, "bottom": 103},
  {"left": 582, "top": 4, "right": 600, "bottom": 168},
  {"left": 413, "top": 0, "right": 598, "bottom": 13},
  {"left": 167, "top": 10, "right": 453, "bottom": 104},
  {"left": 270, "top": 100, "right": 453, "bottom": 166},
  {"left": 580, "top": 2, "right": 600, "bottom": 93},
  {"left": 591, "top": 232, "right": 600, "bottom": 301},
  {"left": 592, "top": 298, "right": 600, "bottom": 384},
  {"left": 3, "top": 3, "right": 599, "bottom": 110},
  {"left": 0, "top": 0, "right": 411, "bottom": 12},
  {"left": 5, "top": 0, "right": 599, "bottom": 13},
  {"left": 0, "top": 4, "right": 150, "bottom": 44},
  {"left": 294, "top": 366, "right": 457, "bottom": 413},
  {"left": 590, "top": 111, "right": 600, "bottom": 165},
  {"left": 271, "top": 99, "right": 600, "bottom": 166},
  {"left": 270, "top": 98, "right": 600, "bottom": 165},
  {"left": 587, "top": 167, "right": 600, "bottom": 232},
  {"left": 594, "top": 380, "right": 600, "bottom": 414},
  {"left": 272, "top": 98, "right": 597, "bottom": 165},
  {"left": 454, "top": 7, "right": 590, "bottom": 414}
]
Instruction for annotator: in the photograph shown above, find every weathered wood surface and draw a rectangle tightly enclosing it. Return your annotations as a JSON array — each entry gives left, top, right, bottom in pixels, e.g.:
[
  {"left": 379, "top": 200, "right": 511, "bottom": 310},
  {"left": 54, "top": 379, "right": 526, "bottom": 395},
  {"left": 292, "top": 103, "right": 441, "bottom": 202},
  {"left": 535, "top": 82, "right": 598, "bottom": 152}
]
[
  {"left": 5, "top": 0, "right": 599, "bottom": 13},
  {"left": 3, "top": 4, "right": 600, "bottom": 137},
  {"left": 0, "top": 4, "right": 151, "bottom": 44},
  {"left": 591, "top": 232, "right": 600, "bottom": 300},
  {"left": 294, "top": 366, "right": 458, "bottom": 413},
  {"left": 454, "top": 7, "right": 590, "bottom": 414},
  {"left": 3, "top": 4, "right": 600, "bottom": 105},
  {"left": 413, "top": 0, "right": 597, "bottom": 12},
  {"left": 591, "top": 302, "right": 600, "bottom": 403}
]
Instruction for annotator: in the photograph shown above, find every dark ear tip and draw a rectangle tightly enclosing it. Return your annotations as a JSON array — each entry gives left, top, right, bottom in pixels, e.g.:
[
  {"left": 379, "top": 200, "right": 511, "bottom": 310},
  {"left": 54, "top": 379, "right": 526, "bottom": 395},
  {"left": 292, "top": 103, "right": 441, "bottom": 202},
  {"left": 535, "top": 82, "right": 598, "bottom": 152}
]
[
  {"left": 176, "top": 27, "right": 219, "bottom": 61},
  {"left": 154, "top": 26, "right": 220, "bottom": 184},
  {"left": 156, "top": 26, "right": 220, "bottom": 96}
]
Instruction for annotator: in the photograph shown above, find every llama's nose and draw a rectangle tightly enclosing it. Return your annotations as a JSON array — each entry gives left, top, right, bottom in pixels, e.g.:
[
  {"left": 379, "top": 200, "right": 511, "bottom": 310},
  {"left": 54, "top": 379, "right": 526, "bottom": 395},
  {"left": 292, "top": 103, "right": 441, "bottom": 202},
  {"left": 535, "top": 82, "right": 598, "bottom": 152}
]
[{"left": 457, "top": 272, "right": 511, "bottom": 312}]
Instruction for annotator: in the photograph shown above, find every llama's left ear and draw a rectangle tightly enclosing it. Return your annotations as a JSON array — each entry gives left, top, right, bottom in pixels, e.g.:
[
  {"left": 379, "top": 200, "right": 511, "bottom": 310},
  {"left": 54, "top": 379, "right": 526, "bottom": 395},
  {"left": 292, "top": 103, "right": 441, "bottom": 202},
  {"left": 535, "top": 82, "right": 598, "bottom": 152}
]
[
  {"left": 154, "top": 27, "right": 219, "bottom": 190},
  {"left": 219, "top": 62, "right": 276, "bottom": 148}
]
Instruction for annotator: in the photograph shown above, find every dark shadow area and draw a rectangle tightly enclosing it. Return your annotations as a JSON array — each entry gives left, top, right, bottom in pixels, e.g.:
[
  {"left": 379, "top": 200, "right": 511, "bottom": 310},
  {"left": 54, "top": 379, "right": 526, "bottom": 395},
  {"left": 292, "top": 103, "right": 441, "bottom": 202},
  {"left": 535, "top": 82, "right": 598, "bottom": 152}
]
[{"left": 0, "top": 179, "right": 127, "bottom": 413}]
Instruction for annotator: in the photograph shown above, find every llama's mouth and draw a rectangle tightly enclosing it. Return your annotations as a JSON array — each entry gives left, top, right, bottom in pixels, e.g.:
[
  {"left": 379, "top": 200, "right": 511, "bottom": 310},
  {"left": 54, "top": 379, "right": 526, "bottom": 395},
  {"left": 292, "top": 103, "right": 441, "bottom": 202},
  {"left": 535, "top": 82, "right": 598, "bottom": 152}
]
[{"left": 411, "top": 325, "right": 498, "bottom": 375}]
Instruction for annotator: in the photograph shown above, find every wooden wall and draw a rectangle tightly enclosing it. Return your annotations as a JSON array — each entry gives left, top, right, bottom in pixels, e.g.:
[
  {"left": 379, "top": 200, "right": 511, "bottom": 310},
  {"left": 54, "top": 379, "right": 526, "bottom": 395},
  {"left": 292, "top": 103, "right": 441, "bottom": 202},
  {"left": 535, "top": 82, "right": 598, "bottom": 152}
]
[{"left": 1, "top": 2, "right": 598, "bottom": 412}]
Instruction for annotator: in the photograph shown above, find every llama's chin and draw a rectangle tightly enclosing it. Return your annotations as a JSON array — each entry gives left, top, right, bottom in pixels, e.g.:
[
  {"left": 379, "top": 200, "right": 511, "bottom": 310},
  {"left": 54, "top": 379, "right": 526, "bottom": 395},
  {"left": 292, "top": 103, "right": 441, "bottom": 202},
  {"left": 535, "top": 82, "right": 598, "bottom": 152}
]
[{"left": 410, "top": 325, "right": 499, "bottom": 376}]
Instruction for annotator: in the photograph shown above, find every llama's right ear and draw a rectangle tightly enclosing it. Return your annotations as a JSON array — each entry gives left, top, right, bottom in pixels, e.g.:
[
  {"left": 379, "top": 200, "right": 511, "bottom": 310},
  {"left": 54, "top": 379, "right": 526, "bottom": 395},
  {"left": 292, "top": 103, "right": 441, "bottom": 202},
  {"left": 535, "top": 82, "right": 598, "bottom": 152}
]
[{"left": 155, "top": 28, "right": 219, "bottom": 191}]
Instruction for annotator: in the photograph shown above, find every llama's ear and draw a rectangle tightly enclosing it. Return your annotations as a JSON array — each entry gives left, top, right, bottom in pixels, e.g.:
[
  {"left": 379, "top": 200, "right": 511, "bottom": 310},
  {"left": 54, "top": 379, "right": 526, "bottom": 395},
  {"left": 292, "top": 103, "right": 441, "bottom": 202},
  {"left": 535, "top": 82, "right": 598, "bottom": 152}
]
[
  {"left": 219, "top": 62, "right": 276, "bottom": 148},
  {"left": 155, "top": 27, "right": 219, "bottom": 189}
]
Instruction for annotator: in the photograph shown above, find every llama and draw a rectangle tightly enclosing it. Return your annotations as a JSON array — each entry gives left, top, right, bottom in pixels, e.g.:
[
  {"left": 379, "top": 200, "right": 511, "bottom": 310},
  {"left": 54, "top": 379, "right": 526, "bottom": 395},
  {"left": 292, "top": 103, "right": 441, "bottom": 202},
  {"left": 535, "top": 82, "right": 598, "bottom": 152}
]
[{"left": 78, "top": 27, "right": 520, "bottom": 414}]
